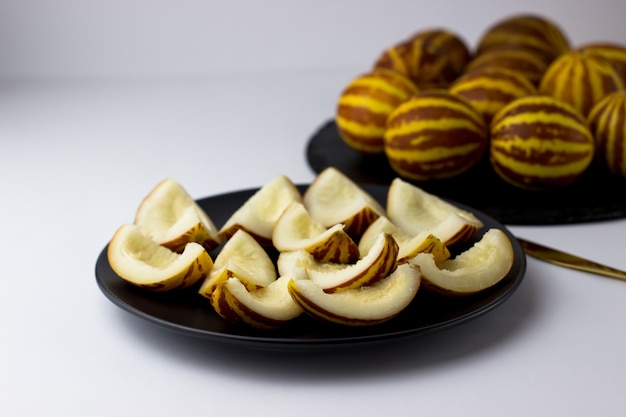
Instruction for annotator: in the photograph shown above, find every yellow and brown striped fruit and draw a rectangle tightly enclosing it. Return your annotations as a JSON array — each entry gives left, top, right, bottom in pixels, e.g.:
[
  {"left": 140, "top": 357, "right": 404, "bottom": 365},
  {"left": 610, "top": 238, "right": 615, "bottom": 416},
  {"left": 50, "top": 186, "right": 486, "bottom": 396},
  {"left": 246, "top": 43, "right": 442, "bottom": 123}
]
[
  {"left": 539, "top": 51, "right": 624, "bottom": 117},
  {"left": 303, "top": 167, "right": 386, "bottom": 239},
  {"left": 374, "top": 28, "right": 471, "bottom": 90},
  {"left": 475, "top": 13, "right": 570, "bottom": 65},
  {"left": 576, "top": 42, "right": 626, "bottom": 85},
  {"left": 198, "top": 229, "right": 276, "bottom": 300},
  {"left": 271, "top": 201, "right": 360, "bottom": 264},
  {"left": 372, "top": 39, "right": 413, "bottom": 80},
  {"left": 134, "top": 178, "right": 222, "bottom": 253},
  {"left": 410, "top": 228, "right": 514, "bottom": 295},
  {"left": 405, "top": 28, "right": 472, "bottom": 89},
  {"left": 287, "top": 263, "right": 421, "bottom": 327},
  {"left": 449, "top": 67, "right": 537, "bottom": 124},
  {"left": 218, "top": 174, "right": 302, "bottom": 246},
  {"left": 220, "top": 275, "right": 303, "bottom": 329},
  {"left": 490, "top": 95, "right": 595, "bottom": 190},
  {"left": 336, "top": 69, "right": 418, "bottom": 154},
  {"left": 301, "top": 232, "right": 399, "bottom": 293},
  {"left": 464, "top": 46, "right": 549, "bottom": 87},
  {"left": 358, "top": 216, "right": 451, "bottom": 265},
  {"left": 588, "top": 91, "right": 626, "bottom": 178},
  {"left": 108, "top": 224, "right": 213, "bottom": 292},
  {"left": 384, "top": 90, "right": 488, "bottom": 181},
  {"left": 386, "top": 178, "right": 484, "bottom": 246}
]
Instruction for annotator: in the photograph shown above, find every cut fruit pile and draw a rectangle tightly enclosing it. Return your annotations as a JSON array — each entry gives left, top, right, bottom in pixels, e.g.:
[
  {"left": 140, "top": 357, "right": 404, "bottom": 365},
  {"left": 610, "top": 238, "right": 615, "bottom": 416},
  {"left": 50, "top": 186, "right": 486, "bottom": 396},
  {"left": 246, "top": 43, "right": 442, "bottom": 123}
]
[{"left": 107, "top": 167, "right": 515, "bottom": 329}]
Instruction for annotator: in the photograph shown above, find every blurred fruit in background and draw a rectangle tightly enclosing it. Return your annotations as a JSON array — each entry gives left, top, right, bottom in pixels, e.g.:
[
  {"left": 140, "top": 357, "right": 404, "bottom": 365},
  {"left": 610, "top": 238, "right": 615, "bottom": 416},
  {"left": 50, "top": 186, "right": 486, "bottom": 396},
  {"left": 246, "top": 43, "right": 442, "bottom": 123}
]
[
  {"left": 336, "top": 69, "right": 418, "bottom": 154},
  {"left": 384, "top": 90, "right": 488, "bottom": 181},
  {"left": 587, "top": 91, "right": 626, "bottom": 179},
  {"left": 489, "top": 95, "right": 595, "bottom": 190}
]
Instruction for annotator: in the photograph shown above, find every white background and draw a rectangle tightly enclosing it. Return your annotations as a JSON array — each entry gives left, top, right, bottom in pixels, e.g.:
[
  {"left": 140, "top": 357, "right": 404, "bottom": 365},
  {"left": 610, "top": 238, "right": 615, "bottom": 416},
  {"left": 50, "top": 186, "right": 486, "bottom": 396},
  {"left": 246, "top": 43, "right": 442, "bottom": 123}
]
[
  {"left": 2, "top": 2, "right": 626, "bottom": 417},
  {"left": 1, "top": 0, "right": 625, "bottom": 81}
]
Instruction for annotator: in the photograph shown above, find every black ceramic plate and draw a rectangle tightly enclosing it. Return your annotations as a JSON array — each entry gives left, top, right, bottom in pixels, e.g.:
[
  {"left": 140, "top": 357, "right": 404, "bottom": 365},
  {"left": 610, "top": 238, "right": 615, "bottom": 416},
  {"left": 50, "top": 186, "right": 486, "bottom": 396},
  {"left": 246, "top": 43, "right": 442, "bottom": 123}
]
[
  {"left": 306, "top": 120, "right": 626, "bottom": 225},
  {"left": 95, "top": 184, "right": 526, "bottom": 351}
]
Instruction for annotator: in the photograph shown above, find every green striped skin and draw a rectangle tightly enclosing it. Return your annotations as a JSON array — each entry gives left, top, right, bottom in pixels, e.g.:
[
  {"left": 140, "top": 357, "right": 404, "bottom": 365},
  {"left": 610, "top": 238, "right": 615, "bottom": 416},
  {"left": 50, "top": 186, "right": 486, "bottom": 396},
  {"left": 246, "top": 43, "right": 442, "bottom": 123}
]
[
  {"left": 374, "top": 28, "right": 471, "bottom": 90},
  {"left": 449, "top": 67, "right": 537, "bottom": 124},
  {"left": 384, "top": 90, "right": 488, "bottom": 181},
  {"left": 464, "top": 46, "right": 549, "bottom": 87},
  {"left": 539, "top": 51, "right": 625, "bottom": 118},
  {"left": 577, "top": 42, "right": 626, "bottom": 85},
  {"left": 336, "top": 69, "right": 419, "bottom": 154},
  {"left": 588, "top": 91, "right": 626, "bottom": 178},
  {"left": 475, "top": 14, "right": 571, "bottom": 65},
  {"left": 490, "top": 95, "right": 595, "bottom": 190}
]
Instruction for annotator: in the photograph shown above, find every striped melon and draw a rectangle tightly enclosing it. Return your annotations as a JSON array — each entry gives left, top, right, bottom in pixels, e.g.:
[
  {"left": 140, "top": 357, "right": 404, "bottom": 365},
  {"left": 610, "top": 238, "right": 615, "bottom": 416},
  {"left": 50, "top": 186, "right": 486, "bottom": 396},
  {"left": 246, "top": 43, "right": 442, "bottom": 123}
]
[
  {"left": 374, "top": 28, "right": 471, "bottom": 90},
  {"left": 373, "top": 40, "right": 413, "bottom": 81},
  {"left": 449, "top": 67, "right": 537, "bottom": 124},
  {"left": 404, "top": 28, "right": 471, "bottom": 89},
  {"left": 576, "top": 42, "right": 626, "bottom": 85},
  {"left": 384, "top": 90, "right": 488, "bottom": 181},
  {"left": 539, "top": 51, "right": 624, "bottom": 117},
  {"left": 490, "top": 95, "right": 595, "bottom": 190},
  {"left": 475, "top": 13, "right": 570, "bottom": 65},
  {"left": 588, "top": 91, "right": 626, "bottom": 178},
  {"left": 464, "top": 46, "right": 549, "bottom": 87},
  {"left": 336, "top": 69, "right": 418, "bottom": 154}
]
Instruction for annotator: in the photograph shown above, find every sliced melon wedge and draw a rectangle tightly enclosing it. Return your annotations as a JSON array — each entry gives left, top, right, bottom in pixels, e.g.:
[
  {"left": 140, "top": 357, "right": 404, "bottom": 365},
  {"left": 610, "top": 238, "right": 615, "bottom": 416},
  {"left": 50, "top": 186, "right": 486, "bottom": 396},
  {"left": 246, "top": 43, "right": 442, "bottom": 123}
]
[
  {"left": 287, "top": 263, "right": 421, "bottom": 326},
  {"left": 305, "top": 232, "right": 399, "bottom": 293},
  {"left": 198, "top": 229, "right": 276, "bottom": 299},
  {"left": 221, "top": 275, "right": 304, "bottom": 329},
  {"left": 272, "top": 201, "right": 359, "bottom": 263},
  {"left": 134, "top": 178, "right": 221, "bottom": 252},
  {"left": 107, "top": 224, "right": 213, "bottom": 291},
  {"left": 303, "top": 167, "right": 385, "bottom": 238},
  {"left": 358, "top": 216, "right": 450, "bottom": 264},
  {"left": 218, "top": 175, "right": 302, "bottom": 246},
  {"left": 410, "top": 228, "right": 514, "bottom": 294},
  {"left": 277, "top": 233, "right": 399, "bottom": 293},
  {"left": 387, "top": 178, "right": 483, "bottom": 246}
]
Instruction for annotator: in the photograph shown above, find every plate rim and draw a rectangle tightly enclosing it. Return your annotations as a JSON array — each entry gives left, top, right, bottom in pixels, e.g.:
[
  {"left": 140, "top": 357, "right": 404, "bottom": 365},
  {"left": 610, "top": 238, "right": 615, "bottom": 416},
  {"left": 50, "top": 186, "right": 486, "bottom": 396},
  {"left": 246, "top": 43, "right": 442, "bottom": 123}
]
[{"left": 95, "top": 182, "right": 527, "bottom": 351}]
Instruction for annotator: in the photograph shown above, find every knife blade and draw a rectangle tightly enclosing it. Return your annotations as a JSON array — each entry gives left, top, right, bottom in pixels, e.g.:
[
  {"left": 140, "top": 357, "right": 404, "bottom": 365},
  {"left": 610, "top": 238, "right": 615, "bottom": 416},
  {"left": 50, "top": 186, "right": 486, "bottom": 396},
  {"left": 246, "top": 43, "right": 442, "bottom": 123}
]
[{"left": 517, "top": 238, "right": 626, "bottom": 282}]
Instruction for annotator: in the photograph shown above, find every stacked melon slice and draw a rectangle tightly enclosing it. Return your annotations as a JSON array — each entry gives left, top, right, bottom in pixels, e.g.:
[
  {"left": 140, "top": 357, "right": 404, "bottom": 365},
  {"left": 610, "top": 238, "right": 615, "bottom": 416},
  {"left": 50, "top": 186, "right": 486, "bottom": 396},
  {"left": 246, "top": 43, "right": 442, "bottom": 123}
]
[{"left": 107, "top": 167, "right": 515, "bottom": 329}]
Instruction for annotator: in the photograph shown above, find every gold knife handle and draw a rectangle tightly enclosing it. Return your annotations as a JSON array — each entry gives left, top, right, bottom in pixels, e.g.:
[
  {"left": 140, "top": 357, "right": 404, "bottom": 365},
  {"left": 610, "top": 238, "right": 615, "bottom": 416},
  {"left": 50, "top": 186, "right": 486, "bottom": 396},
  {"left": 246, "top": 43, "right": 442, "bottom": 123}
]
[{"left": 517, "top": 238, "right": 626, "bottom": 282}]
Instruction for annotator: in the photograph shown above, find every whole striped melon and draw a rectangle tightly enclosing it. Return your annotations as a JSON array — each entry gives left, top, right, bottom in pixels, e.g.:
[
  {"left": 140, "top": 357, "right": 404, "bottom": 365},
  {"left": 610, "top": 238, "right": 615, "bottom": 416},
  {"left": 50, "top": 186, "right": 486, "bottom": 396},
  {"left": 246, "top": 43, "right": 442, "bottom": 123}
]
[
  {"left": 404, "top": 28, "right": 472, "bottom": 89},
  {"left": 475, "top": 14, "right": 570, "bottom": 65},
  {"left": 464, "top": 46, "right": 549, "bottom": 87},
  {"left": 490, "top": 95, "right": 595, "bottom": 190},
  {"left": 335, "top": 69, "right": 419, "bottom": 154},
  {"left": 373, "top": 40, "right": 413, "bottom": 81},
  {"left": 539, "top": 51, "right": 624, "bottom": 117},
  {"left": 384, "top": 90, "right": 488, "bottom": 181},
  {"left": 374, "top": 28, "right": 471, "bottom": 89},
  {"left": 588, "top": 91, "right": 626, "bottom": 179},
  {"left": 576, "top": 42, "right": 626, "bottom": 85},
  {"left": 449, "top": 67, "right": 537, "bottom": 124}
]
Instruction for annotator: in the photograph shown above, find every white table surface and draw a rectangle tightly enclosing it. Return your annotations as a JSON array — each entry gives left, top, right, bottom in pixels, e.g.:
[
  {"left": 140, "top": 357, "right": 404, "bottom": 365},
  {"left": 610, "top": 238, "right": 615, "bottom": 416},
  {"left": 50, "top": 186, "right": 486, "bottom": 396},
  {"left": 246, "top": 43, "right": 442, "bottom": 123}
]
[{"left": 2, "top": 73, "right": 626, "bottom": 417}]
